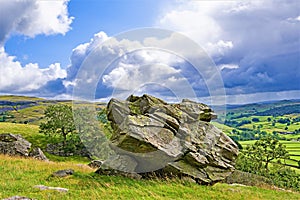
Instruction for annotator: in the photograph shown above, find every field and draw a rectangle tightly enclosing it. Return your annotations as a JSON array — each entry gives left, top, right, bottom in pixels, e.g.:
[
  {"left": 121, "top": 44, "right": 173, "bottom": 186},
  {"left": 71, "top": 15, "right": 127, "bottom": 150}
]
[
  {"left": 1, "top": 154, "right": 299, "bottom": 200},
  {"left": 1, "top": 95, "right": 300, "bottom": 199},
  {"left": 240, "top": 140, "right": 300, "bottom": 170},
  {"left": 213, "top": 99, "right": 300, "bottom": 171}
]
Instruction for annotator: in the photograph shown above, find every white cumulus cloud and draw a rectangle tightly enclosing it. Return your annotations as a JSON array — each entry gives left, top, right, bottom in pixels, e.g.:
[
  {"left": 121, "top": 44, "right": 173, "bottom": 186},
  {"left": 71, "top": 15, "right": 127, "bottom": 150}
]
[
  {"left": 0, "top": 0, "right": 72, "bottom": 95},
  {"left": 66, "top": 30, "right": 208, "bottom": 100},
  {"left": 0, "top": 49, "right": 66, "bottom": 92},
  {"left": 0, "top": 0, "right": 73, "bottom": 45}
]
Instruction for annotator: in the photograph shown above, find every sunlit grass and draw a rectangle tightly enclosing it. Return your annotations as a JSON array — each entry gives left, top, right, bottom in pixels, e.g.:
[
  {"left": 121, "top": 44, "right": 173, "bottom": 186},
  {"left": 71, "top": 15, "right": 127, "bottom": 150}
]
[
  {"left": 0, "top": 155, "right": 299, "bottom": 200},
  {"left": 0, "top": 95, "right": 43, "bottom": 101}
]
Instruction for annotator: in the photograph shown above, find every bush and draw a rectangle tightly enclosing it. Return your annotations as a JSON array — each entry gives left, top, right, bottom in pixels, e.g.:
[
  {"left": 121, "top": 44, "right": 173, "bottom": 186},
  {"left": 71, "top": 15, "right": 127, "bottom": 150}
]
[
  {"left": 252, "top": 118, "right": 260, "bottom": 122},
  {"left": 267, "top": 168, "right": 300, "bottom": 190},
  {"left": 223, "top": 170, "right": 271, "bottom": 187}
]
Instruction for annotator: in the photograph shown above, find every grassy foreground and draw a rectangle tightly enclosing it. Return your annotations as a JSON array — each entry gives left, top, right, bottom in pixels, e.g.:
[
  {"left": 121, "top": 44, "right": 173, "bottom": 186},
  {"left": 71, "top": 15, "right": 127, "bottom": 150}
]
[{"left": 0, "top": 155, "right": 299, "bottom": 200}]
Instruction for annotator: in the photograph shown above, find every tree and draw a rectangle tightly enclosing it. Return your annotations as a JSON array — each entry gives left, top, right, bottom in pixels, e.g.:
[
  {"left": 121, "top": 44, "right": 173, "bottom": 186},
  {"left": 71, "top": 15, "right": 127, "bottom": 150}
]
[
  {"left": 267, "top": 117, "right": 272, "bottom": 122},
  {"left": 272, "top": 121, "right": 276, "bottom": 126},
  {"left": 244, "top": 136, "right": 289, "bottom": 171},
  {"left": 39, "top": 104, "right": 76, "bottom": 146}
]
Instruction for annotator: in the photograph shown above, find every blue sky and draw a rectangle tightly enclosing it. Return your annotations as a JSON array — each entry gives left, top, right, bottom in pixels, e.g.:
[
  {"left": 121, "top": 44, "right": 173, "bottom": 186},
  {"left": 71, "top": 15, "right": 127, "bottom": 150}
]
[
  {"left": 4, "top": 0, "right": 166, "bottom": 68},
  {"left": 0, "top": 0, "right": 299, "bottom": 104}
]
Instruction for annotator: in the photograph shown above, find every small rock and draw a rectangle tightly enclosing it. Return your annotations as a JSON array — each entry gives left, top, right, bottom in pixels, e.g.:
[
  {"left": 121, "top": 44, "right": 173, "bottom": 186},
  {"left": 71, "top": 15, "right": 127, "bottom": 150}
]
[
  {"left": 88, "top": 160, "right": 104, "bottom": 168},
  {"left": 52, "top": 169, "right": 74, "bottom": 177},
  {"left": 3, "top": 196, "right": 34, "bottom": 200},
  {"left": 29, "top": 147, "right": 48, "bottom": 161},
  {"left": 230, "top": 183, "right": 248, "bottom": 187},
  {"left": 34, "top": 185, "right": 68, "bottom": 192}
]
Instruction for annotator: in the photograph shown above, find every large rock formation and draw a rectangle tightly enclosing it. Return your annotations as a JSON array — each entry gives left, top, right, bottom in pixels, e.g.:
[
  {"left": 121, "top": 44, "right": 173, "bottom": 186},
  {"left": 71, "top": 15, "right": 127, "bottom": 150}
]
[
  {"left": 0, "top": 133, "right": 48, "bottom": 160},
  {"left": 97, "top": 94, "right": 238, "bottom": 184}
]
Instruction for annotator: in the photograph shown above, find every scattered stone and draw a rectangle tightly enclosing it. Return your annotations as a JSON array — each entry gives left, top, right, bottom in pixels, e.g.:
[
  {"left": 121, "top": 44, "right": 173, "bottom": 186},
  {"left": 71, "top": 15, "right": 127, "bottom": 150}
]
[
  {"left": 34, "top": 185, "right": 68, "bottom": 192},
  {"left": 3, "top": 196, "right": 34, "bottom": 200},
  {"left": 88, "top": 160, "right": 104, "bottom": 168},
  {"left": 52, "top": 169, "right": 74, "bottom": 177},
  {"left": 97, "top": 94, "right": 239, "bottom": 184},
  {"left": 96, "top": 161, "right": 142, "bottom": 180},
  {"left": 230, "top": 183, "right": 248, "bottom": 187},
  {"left": 29, "top": 147, "right": 48, "bottom": 161}
]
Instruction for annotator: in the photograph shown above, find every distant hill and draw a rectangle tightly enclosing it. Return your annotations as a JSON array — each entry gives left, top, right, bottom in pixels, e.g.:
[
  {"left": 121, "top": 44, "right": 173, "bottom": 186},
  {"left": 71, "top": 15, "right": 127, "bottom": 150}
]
[{"left": 0, "top": 95, "right": 105, "bottom": 125}]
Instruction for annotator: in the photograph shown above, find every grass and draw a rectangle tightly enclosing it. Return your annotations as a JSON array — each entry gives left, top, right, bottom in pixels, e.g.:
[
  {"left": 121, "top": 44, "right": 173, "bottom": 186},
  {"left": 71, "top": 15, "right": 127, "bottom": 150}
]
[
  {"left": 7, "top": 104, "right": 48, "bottom": 125},
  {"left": 1, "top": 96, "right": 300, "bottom": 199},
  {"left": 0, "top": 155, "right": 299, "bottom": 200},
  {"left": 211, "top": 121, "right": 234, "bottom": 134},
  {"left": 0, "top": 122, "right": 47, "bottom": 148},
  {"left": 236, "top": 115, "right": 300, "bottom": 134},
  {"left": 1, "top": 99, "right": 105, "bottom": 125},
  {"left": 0, "top": 95, "right": 43, "bottom": 101}
]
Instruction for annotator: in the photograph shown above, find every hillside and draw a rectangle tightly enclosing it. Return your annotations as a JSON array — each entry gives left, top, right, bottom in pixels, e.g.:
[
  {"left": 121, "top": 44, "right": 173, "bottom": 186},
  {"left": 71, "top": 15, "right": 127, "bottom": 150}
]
[
  {"left": 213, "top": 99, "right": 300, "bottom": 171},
  {"left": 0, "top": 95, "right": 300, "bottom": 198},
  {"left": 0, "top": 95, "right": 105, "bottom": 125}
]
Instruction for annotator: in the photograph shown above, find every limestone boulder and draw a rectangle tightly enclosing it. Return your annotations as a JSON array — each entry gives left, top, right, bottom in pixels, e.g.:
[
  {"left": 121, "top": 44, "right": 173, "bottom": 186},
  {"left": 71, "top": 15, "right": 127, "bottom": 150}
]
[{"left": 97, "top": 94, "right": 238, "bottom": 184}]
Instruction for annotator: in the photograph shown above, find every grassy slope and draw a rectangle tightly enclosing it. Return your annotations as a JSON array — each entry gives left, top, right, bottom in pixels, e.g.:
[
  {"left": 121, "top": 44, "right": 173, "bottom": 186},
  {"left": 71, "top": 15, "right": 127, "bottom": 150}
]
[
  {"left": 0, "top": 155, "right": 299, "bottom": 200},
  {"left": 211, "top": 121, "right": 234, "bottom": 134},
  {"left": 0, "top": 122, "right": 50, "bottom": 149},
  {"left": 237, "top": 115, "right": 300, "bottom": 134},
  {"left": 1, "top": 96, "right": 300, "bottom": 199},
  {"left": 0, "top": 95, "right": 43, "bottom": 101}
]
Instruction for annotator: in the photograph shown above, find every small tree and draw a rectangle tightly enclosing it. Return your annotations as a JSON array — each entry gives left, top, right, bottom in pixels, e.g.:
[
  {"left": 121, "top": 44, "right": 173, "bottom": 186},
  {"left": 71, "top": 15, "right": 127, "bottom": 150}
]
[
  {"left": 244, "top": 136, "right": 289, "bottom": 171},
  {"left": 39, "top": 104, "right": 76, "bottom": 146}
]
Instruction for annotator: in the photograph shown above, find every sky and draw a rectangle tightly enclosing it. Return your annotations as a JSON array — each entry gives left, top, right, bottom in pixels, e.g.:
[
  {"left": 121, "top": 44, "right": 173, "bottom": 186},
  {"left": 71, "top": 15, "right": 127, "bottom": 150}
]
[{"left": 0, "top": 0, "right": 299, "bottom": 105}]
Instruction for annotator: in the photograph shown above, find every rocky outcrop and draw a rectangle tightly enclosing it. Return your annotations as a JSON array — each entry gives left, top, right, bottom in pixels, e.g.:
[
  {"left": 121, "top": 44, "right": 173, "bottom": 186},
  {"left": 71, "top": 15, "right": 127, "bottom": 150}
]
[
  {"left": 97, "top": 94, "right": 239, "bottom": 184},
  {"left": 0, "top": 133, "right": 31, "bottom": 156},
  {"left": 0, "top": 133, "right": 47, "bottom": 160}
]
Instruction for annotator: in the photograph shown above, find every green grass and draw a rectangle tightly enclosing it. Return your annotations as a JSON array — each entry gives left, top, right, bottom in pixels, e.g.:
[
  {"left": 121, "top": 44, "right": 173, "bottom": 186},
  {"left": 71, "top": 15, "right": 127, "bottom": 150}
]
[
  {"left": 7, "top": 104, "right": 48, "bottom": 125},
  {"left": 1, "top": 96, "right": 300, "bottom": 199},
  {"left": 0, "top": 95, "right": 43, "bottom": 101},
  {"left": 211, "top": 121, "right": 234, "bottom": 134},
  {"left": 237, "top": 115, "right": 300, "bottom": 133},
  {"left": 0, "top": 122, "right": 48, "bottom": 148},
  {"left": 1, "top": 98, "right": 105, "bottom": 125},
  {"left": 0, "top": 155, "right": 299, "bottom": 200}
]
